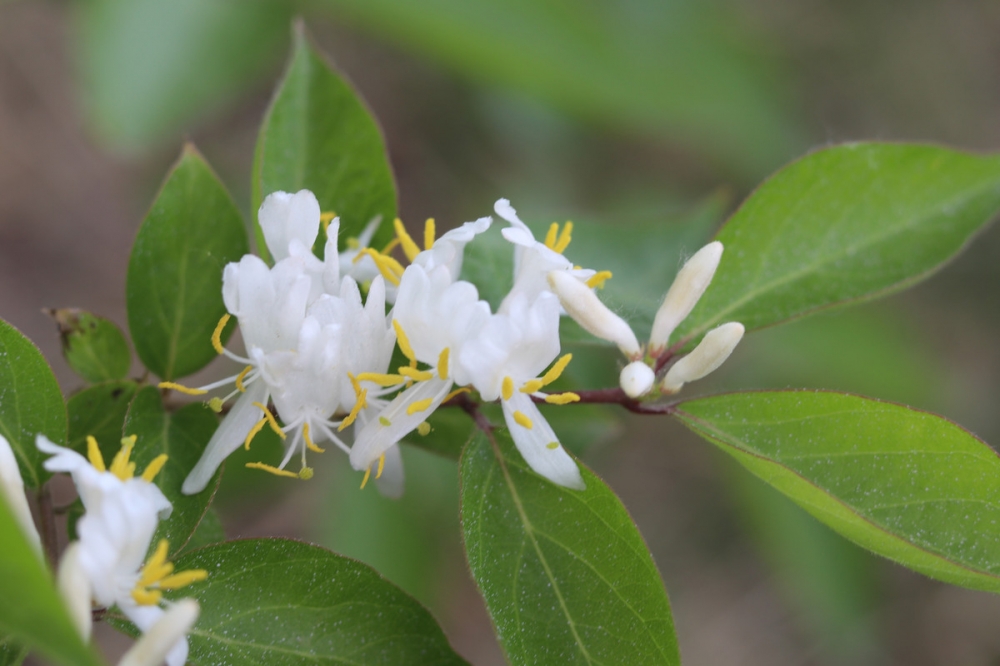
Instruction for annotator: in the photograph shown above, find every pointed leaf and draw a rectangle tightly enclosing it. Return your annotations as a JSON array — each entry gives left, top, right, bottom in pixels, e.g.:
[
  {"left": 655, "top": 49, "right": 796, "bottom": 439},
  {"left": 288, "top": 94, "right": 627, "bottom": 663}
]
[
  {"left": 675, "top": 390, "right": 1000, "bottom": 594},
  {"left": 67, "top": 380, "right": 138, "bottom": 452},
  {"left": 461, "top": 429, "right": 679, "bottom": 665},
  {"left": 677, "top": 144, "right": 1000, "bottom": 343},
  {"left": 49, "top": 309, "right": 131, "bottom": 383},
  {"left": 252, "top": 22, "right": 397, "bottom": 260},
  {"left": 0, "top": 637, "right": 27, "bottom": 666},
  {"left": 126, "top": 145, "right": 247, "bottom": 380},
  {"left": 0, "top": 319, "right": 66, "bottom": 488}
]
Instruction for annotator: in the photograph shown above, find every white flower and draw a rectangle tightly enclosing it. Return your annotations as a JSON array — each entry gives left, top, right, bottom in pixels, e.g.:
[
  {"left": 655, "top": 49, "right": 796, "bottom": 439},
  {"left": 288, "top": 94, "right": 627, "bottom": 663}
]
[
  {"left": 0, "top": 434, "right": 41, "bottom": 553},
  {"left": 118, "top": 599, "right": 200, "bottom": 666},
  {"left": 547, "top": 270, "right": 641, "bottom": 358}
]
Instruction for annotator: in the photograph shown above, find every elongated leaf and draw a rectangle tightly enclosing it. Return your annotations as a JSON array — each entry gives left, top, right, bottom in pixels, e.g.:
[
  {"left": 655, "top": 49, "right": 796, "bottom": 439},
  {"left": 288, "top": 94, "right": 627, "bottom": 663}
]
[
  {"left": 0, "top": 638, "right": 27, "bottom": 666},
  {"left": 0, "top": 493, "right": 102, "bottom": 666},
  {"left": 677, "top": 143, "right": 1000, "bottom": 344},
  {"left": 126, "top": 145, "right": 247, "bottom": 380},
  {"left": 253, "top": 22, "right": 397, "bottom": 260},
  {"left": 120, "top": 386, "right": 220, "bottom": 555},
  {"left": 49, "top": 309, "right": 131, "bottom": 383},
  {"left": 675, "top": 390, "right": 1000, "bottom": 594},
  {"left": 461, "top": 429, "right": 679, "bottom": 665},
  {"left": 67, "top": 380, "right": 137, "bottom": 452},
  {"left": 162, "top": 539, "right": 468, "bottom": 665},
  {"left": 0, "top": 319, "right": 66, "bottom": 488}
]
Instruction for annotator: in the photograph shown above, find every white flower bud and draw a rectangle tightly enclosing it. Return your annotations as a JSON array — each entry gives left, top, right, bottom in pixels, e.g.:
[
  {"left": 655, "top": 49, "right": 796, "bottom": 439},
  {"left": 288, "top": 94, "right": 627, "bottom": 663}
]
[
  {"left": 547, "top": 271, "right": 640, "bottom": 358},
  {"left": 649, "top": 241, "right": 723, "bottom": 352},
  {"left": 619, "top": 361, "right": 655, "bottom": 398},
  {"left": 661, "top": 322, "right": 744, "bottom": 394},
  {"left": 118, "top": 598, "right": 200, "bottom": 666},
  {"left": 57, "top": 543, "right": 92, "bottom": 641}
]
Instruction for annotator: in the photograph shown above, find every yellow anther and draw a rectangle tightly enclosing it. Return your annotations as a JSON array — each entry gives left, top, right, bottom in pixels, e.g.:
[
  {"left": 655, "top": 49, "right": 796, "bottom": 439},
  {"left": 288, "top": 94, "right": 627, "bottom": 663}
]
[
  {"left": 244, "top": 418, "right": 266, "bottom": 450},
  {"left": 424, "top": 218, "right": 436, "bottom": 250},
  {"left": 394, "top": 217, "right": 421, "bottom": 261},
  {"left": 356, "top": 372, "right": 405, "bottom": 387},
  {"left": 513, "top": 411, "right": 533, "bottom": 429},
  {"left": 299, "top": 467, "right": 314, "bottom": 480},
  {"left": 157, "top": 569, "right": 208, "bottom": 589},
  {"left": 381, "top": 237, "right": 400, "bottom": 255},
  {"left": 303, "top": 423, "right": 324, "bottom": 453},
  {"left": 546, "top": 441, "right": 560, "bottom": 450},
  {"left": 211, "top": 314, "right": 231, "bottom": 354},
  {"left": 348, "top": 372, "right": 362, "bottom": 396},
  {"left": 320, "top": 212, "right": 337, "bottom": 238},
  {"left": 235, "top": 365, "right": 253, "bottom": 393},
  {"left": 417, "top": 422, "right": 432, "bottom": 436},
  {"left": 502, "top": 376, "right": 514, "bottom": 401},
  {"left": 338, "top": 389, "right": 368, "bottom": 432},
  {"left": 376, "top": 453, "right": 386, "bottom": 479},
  {"left": 545, "top": 392, "right": 581, "bottom": 405},
  {"left": 157, "top": 382, "right": 207, "bottom": 396},
  {"left": 138, "top": 540, "right": 171, "bottom": 587},
  {"left": 585, "top": 270, "right": 613, "bottom": 289},
  {"left": 541, "top": 354, "right": 572, "bottom": 386},
  {"left": 399, "top": 366, "right": 434, "bottom": 381},
  {"left": 208, "top": 397, "right": 224, "bottom": 413},
  {"left": 354, "top": 248, "right": 403, "bottom": 286},
  {"left": 406, "top": 398, "right": 434, "bottom": 415},
  {"left": 252, "top": 402, "right": 286, "bottom": 440},
  {"left": 379, "top": 416, "right": 392, "bottom": 427},
  {"left": 245, "top": 462, "right": 299, "bottom": 478},
  {"left": 520, "top": 379, "right": 544, "bottom": 394},
  {"left": 132, "top": 539, "right": 207, "bottom": 606},
  {"left": 553, "top": 221, "right": 573, "bottom": 254},
  {"left": 360, "top": 467, "right": 372, "bottom": 489},
  {"left": 86, "top": 436, "right": 106, "bottom": 472},
  {"left": 544, "top": 222, "right": 559, "bottom": 249},
  {"left": 438, "top": 347, "right": 450, "bottom": 380},
  {"left": 392, "top": 320, "right": 416, "bottom": 362},
  {"left": 141, "top": 454, "right": 169, "bottom": 482},
  {"left": 132, "top": 589, "right": 162, "bottom": 605},
  {"left": 443, "top": 387, "right": 471, "bottom": 403},
  {"left": 109, "top": 435, "right": 137, "bottom": 480},
  {"left": 346, "top": 236, "right": 359, "bottom": 249}
]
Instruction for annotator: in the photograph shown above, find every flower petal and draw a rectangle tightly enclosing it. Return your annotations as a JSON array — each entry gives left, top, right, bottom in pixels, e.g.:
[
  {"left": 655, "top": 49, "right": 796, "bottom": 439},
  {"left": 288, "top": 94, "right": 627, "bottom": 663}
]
[
  {"left": 0, "top": 434, "right": 41, "bottom": 554},
  {"left": 258, "top": 190, "right": 320, "bottom": 263},
  {"left": 374, "top": 443, "right": 405, "bottom": 499},
  {"left": 502, "top": 392, "right": 585, "bottom": 490},
  {"left": 118, "top": 598, "right": 198, "bottom": 666}
]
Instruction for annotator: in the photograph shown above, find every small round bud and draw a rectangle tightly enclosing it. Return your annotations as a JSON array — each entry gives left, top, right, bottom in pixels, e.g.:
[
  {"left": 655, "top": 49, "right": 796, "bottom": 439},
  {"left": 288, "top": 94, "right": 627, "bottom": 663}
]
[{"left": 619, "top": 361, "right": 655, "bottom": 398}]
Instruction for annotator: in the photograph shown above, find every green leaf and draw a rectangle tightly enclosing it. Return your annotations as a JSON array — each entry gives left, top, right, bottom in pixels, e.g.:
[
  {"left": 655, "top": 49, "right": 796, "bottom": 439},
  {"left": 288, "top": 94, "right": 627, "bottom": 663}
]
[
  {"left": 76, "top": 0, "right": 291, "bottom": 150},
  {"left": 461, "top": 429, "right": 679, "bottom": 665},
  {"left": 0, "top": 638, "right": 27, "bottom": 666},
  {"left": 674, "top": 390, "right": 1000, "bottom": 595},
  {"left": 0, "top": 493, "right": 102, "bottom": 666},
  {"left": 0, "top": 319, "right": 66, "bottom": 488},
  {"left": 178, "top": 508, "right": 225, "bottom": 554},
  {"left": 126, "top": 145, "right": 247, "bottom": 380},
  {"left": 678, "top": 143, "right": 1000, "bottom": 344},
  {"left": 253, "top": 22, "right": 397, "bottom": 261},
  {"left": 48, "top": 309, "right": 131, "bottom": 383},
  {"left": 165, "top": 539, "right": 469, "bottom": 664},
  {"left": 67, "top": 380, "right": 138, "bottom": 452},
  {"left": 121, "top": 386, "right": 220, "bottom": 554}
]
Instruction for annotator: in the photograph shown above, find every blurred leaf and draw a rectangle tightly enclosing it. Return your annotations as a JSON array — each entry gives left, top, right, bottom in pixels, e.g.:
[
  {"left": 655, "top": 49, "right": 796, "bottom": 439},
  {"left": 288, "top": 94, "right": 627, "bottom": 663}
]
[
  {"left": 178, "top": 508, "right": 225, "bottom": 554},
  {"left": 406, "top": 407, "right": 475, "bottom": 459},
  {"left": 126, "top": 145, "right": 247, "bottom": 380},
  {"left": 253, "top": 22, "right": 397, "bottom": 261},
  {"left": 678, "top": 144, "right": 1000, "bottom": 345},
  {"left": 0, "top": 638, "right": 26, "bottom": 666},
  {"left": 0, "top": 319, "right": 66, "bottom": 488},
  {"left": 76, "top": 0, "right": 291, "bottom": 150},
  {"left": 675, "top": 390, "right": 1000, "bottom": 594},
  {"left": 164, "top": 539, "right": 469, "bottom": 664},
  {"left": 0, "top": 493, "right": 102, "bottom": 666},
  {"left": 67, "top": 380, "right": 137, "bottom": 452},
  {"left": 48, "top": 309, "right": 131, "bottom": 383},
  {"left": 122, "top": 386, "right": 221, "bottom": 555},
  {"left": 323, "top": 0, "right": 803, "bottom": 178},
  {"left": 461, "top": 428, "right": 680, "bottom": 665}
]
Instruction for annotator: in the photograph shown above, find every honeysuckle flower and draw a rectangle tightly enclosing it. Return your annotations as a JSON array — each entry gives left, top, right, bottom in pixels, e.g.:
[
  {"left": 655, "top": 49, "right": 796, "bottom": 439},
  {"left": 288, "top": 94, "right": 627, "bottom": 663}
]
[
  {"left": 660, "top": 322, "right": 745, "bottom": 394},
  {"left": 0, "top": 434, "right": 41, "bottom": 553},
  {"left": 546, "top": 270, "right": 641, "bottom": 358}
]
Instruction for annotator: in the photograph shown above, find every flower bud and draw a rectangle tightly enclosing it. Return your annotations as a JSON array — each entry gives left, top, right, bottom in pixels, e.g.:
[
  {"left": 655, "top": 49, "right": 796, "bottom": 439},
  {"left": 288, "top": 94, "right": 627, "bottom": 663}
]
[
  {"left": 118, "top": 598, "right": 200, "bottom": 666},
  {"left": 547, "top": 271, "right": 640, "bottom": 358},
  {"left": 57, "top": 543, "right": 92, "bottom": 641},
  {"left": 661, "top": 322, "right": 744, "bottom": 394},
  {"left": 649, "top": 241, "right": 723, "bottom": 352},
  {"left": 619, "top": 361, "right": 655, "bottom": 398}
]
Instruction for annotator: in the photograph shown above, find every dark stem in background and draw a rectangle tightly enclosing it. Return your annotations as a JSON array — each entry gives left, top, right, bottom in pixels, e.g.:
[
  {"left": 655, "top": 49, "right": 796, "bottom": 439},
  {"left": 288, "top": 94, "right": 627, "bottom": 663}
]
[{"left": 36, "top": 484, "right": 59, "bottom": 569}]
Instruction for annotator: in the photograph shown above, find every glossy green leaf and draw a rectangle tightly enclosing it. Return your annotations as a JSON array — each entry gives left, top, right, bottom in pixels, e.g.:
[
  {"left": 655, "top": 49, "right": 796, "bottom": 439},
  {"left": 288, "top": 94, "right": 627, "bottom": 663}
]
[
  {"left": 165, "top": 539, "right": 469, "bottom": 665},
  {"left": 461, "top": 429, "right": 679, "bottom": 665},
  {"left": 675, "top": 390, "right": 1000, "bottom": 594},
  {"left": 67, "top": 380, "right": 137, "bottom": 452},
  {"left": 126, "top": 145, "right": 247, "bottom": 380},
  {"left": 76, "top": 0, "right": 291, "bottom": 149},
  {"left": 253, "top": 22, "right": 397, "bottom": 260},
  {"left": 178, "top": 508, "right": 225, "bottom": 554},
  {"left": 677, "top": 143, "right": 1000, "bottom": 344},
  {"left": 121, "top": 386, "right": 220, "bottom": 555},
  {"left": 0, "top": 638, "right": 27, "bottom": 666},
  {"left": 0, "top": 319, "right": 66, "bottom": 488},
  {"left": 49, "top": 309, "right": 131, "bottom": 383},
  {"left": 0, "top": 493, "right": 102, "bottom": 666}
]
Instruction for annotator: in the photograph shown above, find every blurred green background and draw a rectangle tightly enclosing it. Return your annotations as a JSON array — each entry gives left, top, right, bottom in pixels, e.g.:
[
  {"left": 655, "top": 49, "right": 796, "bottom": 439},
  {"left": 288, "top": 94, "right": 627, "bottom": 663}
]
[{"left": 4, "top": 1, "right": 1000, "bottom": 664}]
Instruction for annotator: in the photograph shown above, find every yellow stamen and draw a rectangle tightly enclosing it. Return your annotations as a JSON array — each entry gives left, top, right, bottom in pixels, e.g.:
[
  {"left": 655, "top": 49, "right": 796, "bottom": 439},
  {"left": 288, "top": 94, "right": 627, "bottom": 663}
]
[
  {"left": 553, "top": 221, "right": 573, "bottom": 254},
  {"left": 376, "top": 453, "right": 386, "bottom": 479},
  {"left": 520, "top": 379, "right": 544, "bottom": 394},
  {"left": 394, "top": 217, "right": 421, "bottom": 261},
  {"left": 86, "top": 436, "right": 106, "bottom": 472},
  {"left": 299, "top": 467, "right": 314, "bottom": 480},
  {"left": 541, "top": 354, "right": 572, "bottom": 386},
  {"left": 132, "top": 589, "right": 162, "bottom": 605},
  {"left": 303, "top": 423, "right": 324, "bottom": 453},
  {"left": 354, "top": 248, "right": 403, "bottom": 286},
  {"left": 546, "top": 441, "right": 560, "bottom": 449},
  {"left": 379, "top": 416, "right": 392, "bottom": 427},
  {"left": 348, "top": 372, "right": 362, "bottom": 396},
  {"left": 585, "top": 270, "right": 613, "bottom": 289},
  {"left": 208, "top": 397, "right": 224, "bottom": 413},
  {"left": 252, "top": 402, "right": 286, "bottom": 440},
  {"left": 138, "top": 540, "right": 170, "bottom": 587},
  {"left": 109, "top": 435, "right": 137, "bottom": 481},
  {"left": 157, "top": 382, "right": 207, "bottom": 396},
  {"left": 392, "top": 320, "right": 416, "bottom": 362},
  {"left": 545, "top": 392, "right": 581, "bottom": 405},
  {"left": 235, "top": 365, "right": 253, "bottom": 393},
  {"left": 245, "top": 417, "right": 266, "bottom": 450},
  {"left": 356, "top": 372, "right": 405, "bottom": 387},
  {"left": 246, "top": 462, "right": 299, "bottom": 478},
  {"left": 407, "top": 398, "right": 434, "bottom": 415},
  {"left": 438, "top": 347, "right": 449, "bottom": 380},
  {"left": 211, "top": 314, "right": 231, "bottom": 355},
  {"left": 417, "top": 422, "right": 432, "bottom": 436},
  {"left": 399, "top": 366, "right": 434, "bottom": 381},
  {"left": 513, "top": 411, "right": 533, "bottom": 429},
  {"left": 131, "top": 538, "right": 209, "bottom": 606},
  {"left": 424, "top": 218, "right": 436, "bottom": 250},
  {"left": 338, "top": 388, "right": 368, "bottom": 432},
  {"left": 443, "top": 387, "right": 471, "bottom": 403},
  {"left": 360, "top": 467, "right": 372, "bottom": 489},
  {"left": 381, "top": 237, "right": 401, "bottom": 255},
  {"left": 544, "top": 222, "right": 559, "bottom": 249},
  {"left": 502, "top": 376, "right": 514, "bottom": 401},
  {"left": 141, "top": 454, "right": 169, "bottom": 482},
  {"left": 157, "top": 570, "right": 209, "bottom": 589}
]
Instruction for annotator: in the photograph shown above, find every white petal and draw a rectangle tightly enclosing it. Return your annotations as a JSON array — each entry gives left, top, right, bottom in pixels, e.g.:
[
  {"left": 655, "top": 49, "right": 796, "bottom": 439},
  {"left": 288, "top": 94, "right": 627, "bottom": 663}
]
[
  {"left": 502, "top": 393, "right": 584, "bottom": 490},
  {"left": 258, "top": 190, "right": 320, "bottom": 262},
  {"left": 546, "top": 271, "right": 640, "bottom": 357},
  {"left": 494, "top": 198, "right": 529, "bottom": 233},
  {"left": 649, "top": 241, "right": 723, "bottom": 350},
  {"left": 118, "top": 599, "right": 199, "bottom": 666},
  {"left": 374, "top": 443, "right": 405, "bottom": 499},
  {"left": 0, "top": 434, "right": 41, "bottom": 554},
  {"left": 57, "top": 542, "right": 92, "bottom": 640},
  {"left": 661, "top": 322, "right": 744, "bottom": 393},
  {"left": 182, "top": 382, "right": 269, "bottom": 495}
]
